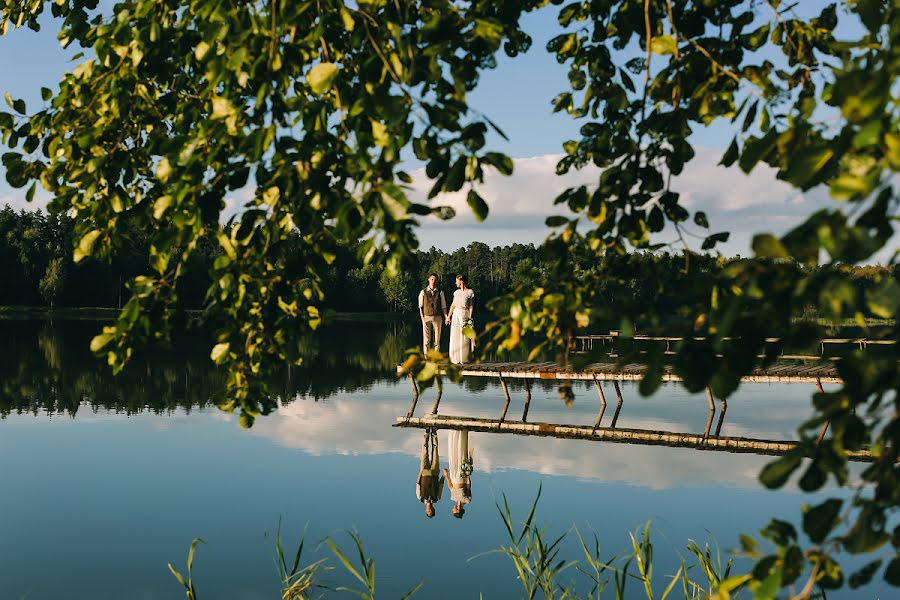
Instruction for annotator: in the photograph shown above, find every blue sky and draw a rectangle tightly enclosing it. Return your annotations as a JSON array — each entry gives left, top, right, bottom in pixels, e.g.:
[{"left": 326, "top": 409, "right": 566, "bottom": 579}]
[{"left": 1, "top": 2, "right": 891, "bottom": 261}]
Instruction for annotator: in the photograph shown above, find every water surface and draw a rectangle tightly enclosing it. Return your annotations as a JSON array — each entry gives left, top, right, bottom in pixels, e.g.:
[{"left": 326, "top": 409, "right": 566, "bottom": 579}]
[{"left": 0, "top": 319, "right": 884, "bottom": 598}]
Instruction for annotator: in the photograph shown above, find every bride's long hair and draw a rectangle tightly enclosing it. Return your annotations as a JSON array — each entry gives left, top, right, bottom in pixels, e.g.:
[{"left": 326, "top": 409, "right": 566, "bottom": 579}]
[{"left": 455, "top": 274, "right": 468, "bottom": 289}]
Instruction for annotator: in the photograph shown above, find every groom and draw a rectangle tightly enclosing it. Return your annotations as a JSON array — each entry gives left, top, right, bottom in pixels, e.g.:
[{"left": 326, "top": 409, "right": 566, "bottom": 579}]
[{"left": 418, "top": 273, "right": 448, "bottom": 353}]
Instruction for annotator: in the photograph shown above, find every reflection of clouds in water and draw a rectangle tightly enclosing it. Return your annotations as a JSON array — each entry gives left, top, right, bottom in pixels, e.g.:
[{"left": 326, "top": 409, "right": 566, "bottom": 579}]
[
  {"left": 247, "top": 397, "right": 410, "bottom": 457},
  {"left": 243, "top": 393, "right": 777, "bottom": 490}
]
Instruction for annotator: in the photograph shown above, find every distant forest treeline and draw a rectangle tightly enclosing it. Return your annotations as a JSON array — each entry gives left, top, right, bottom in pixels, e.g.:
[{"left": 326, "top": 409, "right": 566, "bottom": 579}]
[{"left": 1, "top": 206, "right": 895, "bottom": 316}]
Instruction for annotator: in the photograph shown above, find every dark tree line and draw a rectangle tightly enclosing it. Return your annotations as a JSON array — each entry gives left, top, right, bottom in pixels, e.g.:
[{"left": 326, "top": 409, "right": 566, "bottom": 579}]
[{"left": 1, "top": 206, "right": 894, "bottom": 319}]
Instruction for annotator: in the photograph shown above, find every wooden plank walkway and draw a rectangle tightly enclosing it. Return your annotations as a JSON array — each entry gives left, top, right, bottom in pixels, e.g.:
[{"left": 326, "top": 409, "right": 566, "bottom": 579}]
[
  {"left": 395, "top": 414, "right": 876, "bottom": 463},
  {"left": 449, "top": 361, "right": 841, "bottom": 384}
]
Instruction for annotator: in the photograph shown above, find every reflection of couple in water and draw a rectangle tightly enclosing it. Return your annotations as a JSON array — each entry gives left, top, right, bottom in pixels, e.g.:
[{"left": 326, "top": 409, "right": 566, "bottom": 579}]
[{"left": 416, "top": 428, "right": 472, "bottom": 519}]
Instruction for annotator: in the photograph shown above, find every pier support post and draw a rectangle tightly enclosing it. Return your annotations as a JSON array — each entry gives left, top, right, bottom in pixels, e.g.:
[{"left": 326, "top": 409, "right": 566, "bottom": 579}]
[
  {"left": 715, "top": 398, "right": 728, "bottom": 437},
  {"left": 498, "top": 373, "right": 512, "bottom": 426},
  {"left": 431, "top": 376, "right": 443, "bottom": 415},
  {"left": 592, "top": 374, "right": 608, "bottom": 434},
  {"left": 522, "top": 380, "right": 532, "bottom": 422},
  {"left": 406, "top": 373, "right": 420, "bottom": 419},
  {"left": 702, "top": 387, "right": 716, "bottom": 440},
  {"left": 815, "top": 378, "right": 829, "bottom": 445},
  {"left": 610, "top": 381, "right": 624, "bottom": 428}
]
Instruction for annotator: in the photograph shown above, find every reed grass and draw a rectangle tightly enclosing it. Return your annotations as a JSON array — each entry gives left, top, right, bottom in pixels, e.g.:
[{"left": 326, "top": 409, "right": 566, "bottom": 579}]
[{"left": 169, "top": 490, "right": 750, "bottom": 599}]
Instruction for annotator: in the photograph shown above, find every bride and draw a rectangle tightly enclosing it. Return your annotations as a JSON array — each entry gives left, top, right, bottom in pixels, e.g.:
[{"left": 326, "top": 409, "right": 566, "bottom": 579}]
[{"left": 446, "top": 274, "right": 474, "bottom": 365}]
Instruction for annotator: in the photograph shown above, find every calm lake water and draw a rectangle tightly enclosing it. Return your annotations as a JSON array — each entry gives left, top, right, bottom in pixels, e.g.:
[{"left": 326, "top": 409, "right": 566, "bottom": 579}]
[{"left": 0, "top": 319, "right": 886, "bottom": 598}]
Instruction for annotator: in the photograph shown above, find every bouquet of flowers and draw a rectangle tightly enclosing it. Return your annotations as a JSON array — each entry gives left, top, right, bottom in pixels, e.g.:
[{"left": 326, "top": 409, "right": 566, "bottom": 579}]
[
  {"left": 462, "top": 317, "right": 476, "bottom": 340},
  {"left": 460, "top": 456, "right": 474, "bottom": 478}
]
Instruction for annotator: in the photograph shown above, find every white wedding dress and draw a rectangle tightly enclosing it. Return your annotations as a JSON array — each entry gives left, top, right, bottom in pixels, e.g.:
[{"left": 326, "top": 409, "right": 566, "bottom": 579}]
[
  {"left": 449, "top": 288, "right": 475, "bottom": 364},
  {"left": 447, "top": 430, "right": 472, "bottom": 505}
]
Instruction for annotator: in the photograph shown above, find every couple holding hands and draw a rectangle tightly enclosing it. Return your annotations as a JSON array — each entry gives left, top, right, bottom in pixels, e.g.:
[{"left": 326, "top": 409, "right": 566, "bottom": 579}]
[
  {"left": 418, "top": 273, "right": 475, "bottom": 365},
  {"left": 415, "top": 428, "right": 473, "bottom": 519}
]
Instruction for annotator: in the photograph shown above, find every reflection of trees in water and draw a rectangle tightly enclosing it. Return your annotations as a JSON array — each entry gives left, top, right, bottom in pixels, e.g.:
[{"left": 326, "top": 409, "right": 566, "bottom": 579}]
[{"left": 0, "top": 320, "right": 420, "bottom": 417}]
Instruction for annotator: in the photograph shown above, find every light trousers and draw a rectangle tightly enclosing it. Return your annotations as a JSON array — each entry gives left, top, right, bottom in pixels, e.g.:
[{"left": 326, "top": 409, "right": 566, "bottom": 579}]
[{"left": 422, "top": 315, "right": 443, "bottom": 352}]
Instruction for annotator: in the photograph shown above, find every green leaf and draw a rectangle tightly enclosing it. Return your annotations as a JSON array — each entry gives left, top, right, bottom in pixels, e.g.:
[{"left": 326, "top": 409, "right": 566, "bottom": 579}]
[
  {"left": 156, "top": 157, "right": 173, "bottom": 183},
  {"left": 153, "top": 195, "right": 173, "bottom": 220},
  {"left": 719, "top": 138, "right": 739, "bottom": 167},
  {"left": 90, "top": 332, "right": 114, "bottom": 353},
  {"left": 194, "top": 41, "right": 212, "bottom": 61},
  {"left": 210, "top": 342, "right": 230, "bottom": 364},
  {"left": 307, "top": 62, "right": 339, "bottom": 95},
  {"left": 467, "top": 189, "right": 489, "bottom": 222},
  {"left": 849, "top": 559, "right": 882, "bottom": 588},
  {"left": 885, "top": 557, "right": 900, "bottom": 586},
  {"left": 444, "top": 158, "right": 466, "bottom": 192},
  {"left": 371, "top": 120, "right": 389, "bottom": 147},
  {"left": 752, "top": 233, "right": 789, "bottom": 259},
  {"left": 865, "top": 279, "right": 900, "bottom": 318},
  {"left": 545, "top": 216, "right": 568, "bottom": 227},
  {"left": 701, "top": 231, "right": 729, "bottom": 250},
  {"left": 73, "top": 230, "right": 102, "bottom": 263},
  {"left": 855, "top": 0, "right": 884, "bottom": 32},
  {"left": 649, "top": 35, "right": 677, "bottom": 55},
  {"left": 782, "top": 146, "right": 834, "bottom": 189},
  {"left": 739, "top": 128, "right": 777, "bottom": 173},
  {"left": 483, "top": 152, "right": 513, "bottom": 176},
  {"left": 803, "top": 499, "right": 842, "bottom": 544},
  {"left": 340, "top": 7, "right": 355, "bottom": 31},
  {"left": 759, "top": 454, "right": 801, "bottom": 489},
  {"left": 40, "top": 87, "right": 52, "bottom": 101},
  {"left": 380, "top": 182, "right": 409, "bottom": 220},
  {"left": 761, "top": 519, "right": 797, "bottom": 545},
  {"left": 693, "top": 211, "right": 708, "bottom": 228},
  {"left": 844, "top": 504, "right": 891, "bottom": 554}
]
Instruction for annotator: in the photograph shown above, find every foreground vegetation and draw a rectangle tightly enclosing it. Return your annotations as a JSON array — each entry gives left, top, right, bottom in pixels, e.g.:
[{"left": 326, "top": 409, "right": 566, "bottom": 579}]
[{"left": 171, "top": 491, "right": 752, "bottom": 599}]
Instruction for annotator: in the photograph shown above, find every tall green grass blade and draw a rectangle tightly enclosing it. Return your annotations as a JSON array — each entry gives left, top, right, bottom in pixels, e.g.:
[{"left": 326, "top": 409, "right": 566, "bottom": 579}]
[{"left": 400, "top": 580, "right": 424, "bottom": 599}]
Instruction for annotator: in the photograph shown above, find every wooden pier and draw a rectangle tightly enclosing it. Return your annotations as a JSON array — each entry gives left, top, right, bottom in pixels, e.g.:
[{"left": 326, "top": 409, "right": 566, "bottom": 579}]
[
  {"left": 394, "top": 414, "right": 877, "bottom": 463},
  {"left": 453, "top": 361, "right": 841, "bottom": 384}
]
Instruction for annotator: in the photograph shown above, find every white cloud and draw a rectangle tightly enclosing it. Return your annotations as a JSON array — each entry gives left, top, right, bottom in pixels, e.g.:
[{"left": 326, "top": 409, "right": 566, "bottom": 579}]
[{"left": 412, "top": 148, "right": 894, "bottom": 262}]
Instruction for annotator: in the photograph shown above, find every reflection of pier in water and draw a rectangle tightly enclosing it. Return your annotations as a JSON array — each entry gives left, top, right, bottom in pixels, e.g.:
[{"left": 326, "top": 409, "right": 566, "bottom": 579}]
[
  {"left": 394, "top": 414, "right": 876, "bottom": 462},
  {"left": 396, "top": 358, "right": 878, "bottom": 463}
]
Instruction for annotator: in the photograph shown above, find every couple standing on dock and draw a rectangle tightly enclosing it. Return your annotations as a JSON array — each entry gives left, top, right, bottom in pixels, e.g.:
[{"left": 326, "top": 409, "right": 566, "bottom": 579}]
[
  {"left": 418, "top": 273, "right": 475, "bottom": 365},
  {"left": 415, "top": 428, "right": 473, "bottom": 519}
]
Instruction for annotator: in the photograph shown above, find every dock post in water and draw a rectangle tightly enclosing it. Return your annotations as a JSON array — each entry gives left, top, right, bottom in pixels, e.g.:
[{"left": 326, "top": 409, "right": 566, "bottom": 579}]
[
  {"left": 815, "top": 377, "right": 829, "bottom": 445},
  {"left": 592, "top": 374, "right": 608, "bottom": 434},
  {"left": 522, "top": 380, "right": 532, "bottom": 422},
  {"left": 610, "top": 381, "right": 624, "bottom": 428},
  {"left": 406, "top": 372, "right": 419, "bottom": 419},
  {"left": 498, "top": 373, "right": 512, "bottom": 426},
  {"left": 703, "top": 387, "right": 716, "bottom": 439},
  {"left": 715, "top": 397, "right": 728, "bottom": 437},
  {"left": 431, "top": 376, "right": 443, "bottom": 415}
]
